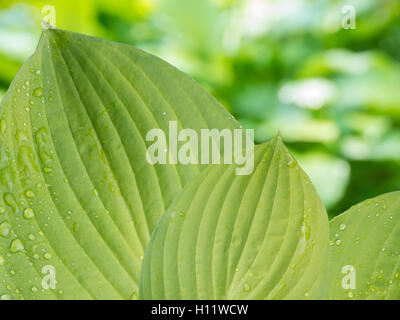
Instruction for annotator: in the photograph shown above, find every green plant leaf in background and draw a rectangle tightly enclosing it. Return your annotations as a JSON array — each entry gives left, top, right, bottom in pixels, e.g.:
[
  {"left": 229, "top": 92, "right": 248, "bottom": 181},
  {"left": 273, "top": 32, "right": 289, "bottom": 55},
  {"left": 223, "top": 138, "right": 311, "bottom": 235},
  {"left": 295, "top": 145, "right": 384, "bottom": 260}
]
[
  {"left": 0, "top": 28, "right": 243, "bottom": 300},
  {"left": 140, "top": 137, "right": 330, "bottom": 300},
  {"left": 325, "top": 192, "right": 400, "bottom": 300}
]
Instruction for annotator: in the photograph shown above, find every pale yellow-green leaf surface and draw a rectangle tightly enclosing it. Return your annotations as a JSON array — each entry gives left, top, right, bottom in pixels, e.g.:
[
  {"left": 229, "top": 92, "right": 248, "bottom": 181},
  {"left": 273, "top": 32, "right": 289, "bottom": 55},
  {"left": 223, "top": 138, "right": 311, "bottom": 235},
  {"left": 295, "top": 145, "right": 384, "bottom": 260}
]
[
  {"left": 326, "top": 192, "right": 400, "bottom": 300},
  {"left": 140, "top": 138, "right": 330, "bottom": 300},
  {"left": 0, "top": 28, "right": 242, "bottom": 300}
]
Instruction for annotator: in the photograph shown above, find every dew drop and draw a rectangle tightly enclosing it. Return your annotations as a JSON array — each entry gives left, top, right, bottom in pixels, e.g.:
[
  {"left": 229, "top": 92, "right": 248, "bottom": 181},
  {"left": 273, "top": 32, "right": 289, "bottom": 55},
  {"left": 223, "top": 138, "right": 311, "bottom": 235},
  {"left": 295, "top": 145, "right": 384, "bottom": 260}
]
[
  {"left": 339, "top": 224, "right": 346, "bottom": 231},
  {"left": 0, "top": 221, "right": 11, "bottom": 238},
  {"left": 131, "top": 291, "right": 138, "bottom": 300},
  {"left": 179, "top": 211, "right": 186, "bottom": 218},
  {"left": 1, "top": 294, "right": 11, "bottom": 300},
  {"left": 286, "top": 157, "right": 296, "bottom": 168},
  {"left": 23, "top": 208, "right": 35, "bottom": 220},
  {"left": 369, "top": 286, "right": 376, "bottom": 293},
  {"left": 44, "top": 252, "right": 52, "bottom": 260},
  {"left": 32, "top": 87, "right": 44, "bottom": 98},
  {"left": 26, "top": 190, "right": 35, "bottom": 198},
  {"left": 243, "top": 283, "right": 250, "bottom": 292},
  {"left": 10, "top": 239, "right": 24, "bottom": 253},
  {"left": 0, "top": 255, "right": 5, "bottom": 266},
  {"left": 4, "top": 193, "right": 18, "bottom": 212},
  {"left": 335, "top": 239, "right": 342, "bottom": 246}
]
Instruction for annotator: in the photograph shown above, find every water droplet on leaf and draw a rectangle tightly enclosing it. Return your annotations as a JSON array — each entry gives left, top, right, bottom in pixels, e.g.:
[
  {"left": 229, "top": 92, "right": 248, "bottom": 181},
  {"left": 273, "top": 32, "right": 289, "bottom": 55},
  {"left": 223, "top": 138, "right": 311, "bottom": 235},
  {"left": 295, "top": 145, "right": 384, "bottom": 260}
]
[
  {"left": 32, "top": 87, "right": 44, "bottom": 98},
  {"left": 10, "top": 239, "right": 24, "bottom": 253},
  {"left": 23, "top": 208, "right": 35, "bottom": 220},
  {"left": 0, "top": 221, "right": 11, "bottom": 237}
]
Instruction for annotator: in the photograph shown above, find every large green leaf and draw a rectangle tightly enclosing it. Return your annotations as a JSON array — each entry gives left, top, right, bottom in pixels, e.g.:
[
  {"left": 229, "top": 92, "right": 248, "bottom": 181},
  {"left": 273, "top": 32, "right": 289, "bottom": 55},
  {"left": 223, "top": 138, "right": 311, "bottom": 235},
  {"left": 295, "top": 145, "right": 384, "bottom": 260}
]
[
  {"left": 140, "top": 137, "right": 330, "bottom": 300},
  {"left": 0, "top": 28, "right": 243, "bottom": 300},
  {"left": 325, "top": 192, "right": 400, "bottom": 300}
]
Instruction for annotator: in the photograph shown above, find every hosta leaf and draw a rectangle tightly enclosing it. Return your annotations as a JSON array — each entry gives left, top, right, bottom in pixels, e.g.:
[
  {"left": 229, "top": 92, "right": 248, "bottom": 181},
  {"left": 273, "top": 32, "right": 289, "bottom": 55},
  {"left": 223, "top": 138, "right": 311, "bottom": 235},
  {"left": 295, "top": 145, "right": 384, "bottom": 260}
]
[
  {"left": 325, "top": 192, "right": 400, "bottom": 300},
  {"left": 0, "top": 28, "right": 243, "bottom": 300},
  {"left": 140, "top": 137, "right": 329, "bottom": 300}
]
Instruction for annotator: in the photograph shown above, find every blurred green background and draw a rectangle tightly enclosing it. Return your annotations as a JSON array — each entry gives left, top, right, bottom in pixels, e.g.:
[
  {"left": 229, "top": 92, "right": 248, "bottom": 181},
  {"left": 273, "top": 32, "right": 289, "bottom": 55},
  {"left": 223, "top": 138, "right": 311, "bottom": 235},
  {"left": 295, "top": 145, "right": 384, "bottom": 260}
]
[{"left": 0, "top": 0, "right": 399, "bottom": 218}]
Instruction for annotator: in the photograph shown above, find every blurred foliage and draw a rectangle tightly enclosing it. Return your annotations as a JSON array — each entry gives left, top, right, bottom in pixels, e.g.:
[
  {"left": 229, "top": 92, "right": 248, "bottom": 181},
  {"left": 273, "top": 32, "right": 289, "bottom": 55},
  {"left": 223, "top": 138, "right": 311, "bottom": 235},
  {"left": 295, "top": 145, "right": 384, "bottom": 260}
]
[{"left": 0, "top": 0, "right": 400, "bottom": 217}]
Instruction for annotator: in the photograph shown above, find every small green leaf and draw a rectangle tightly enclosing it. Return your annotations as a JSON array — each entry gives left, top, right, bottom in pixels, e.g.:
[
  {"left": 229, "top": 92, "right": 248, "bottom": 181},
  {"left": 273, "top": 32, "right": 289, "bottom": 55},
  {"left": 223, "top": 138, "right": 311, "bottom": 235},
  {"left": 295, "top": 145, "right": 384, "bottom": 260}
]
[
  {"left": 0, "top": 28, "right": 243, "bottom": 300},
  {"left": 140, "top": 137, "right": 329, "bottom": 300},
  {"left": 325, "top": 192, "right": 400, "bottom": 300}
]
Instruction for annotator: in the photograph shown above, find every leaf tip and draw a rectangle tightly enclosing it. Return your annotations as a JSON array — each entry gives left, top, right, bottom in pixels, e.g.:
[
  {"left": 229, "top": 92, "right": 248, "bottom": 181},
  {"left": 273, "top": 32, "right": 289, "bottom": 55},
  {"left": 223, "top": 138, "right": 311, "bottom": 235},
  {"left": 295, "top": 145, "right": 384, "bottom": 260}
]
[
  {"left": 271, "top": 132, "right": 285, "bottom": 149},
  {"left": 41, "top": 19, "right": 57, "bottom": 31}
]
